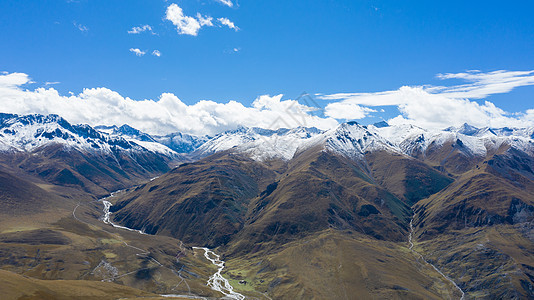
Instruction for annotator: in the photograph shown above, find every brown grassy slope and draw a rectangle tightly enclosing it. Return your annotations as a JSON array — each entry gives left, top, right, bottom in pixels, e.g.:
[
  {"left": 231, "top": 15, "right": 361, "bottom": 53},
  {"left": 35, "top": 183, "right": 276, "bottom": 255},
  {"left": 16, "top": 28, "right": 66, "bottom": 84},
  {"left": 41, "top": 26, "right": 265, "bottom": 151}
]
[
  {"left": 0, "top": 269, "right": 197, "bottom": 299},
  {"left": 412, "top": 149, "right": 534, "bottom": 298},
  {"left": 365, "top": 150, "right": 453, "bottom": 206},
  {"left": 414, "top": 163, "right": 534, "bottom": 238},
  {"left": 0, "top": 168, "right": 77, "bottom": 232},
  {"left": 412, "top": 225, "right": 534, "bottom": 299},
  {"left": 0, "top": 201, "right": 221, "bottom": 298},
  {"left": 112, "top": 152, "right": 279, "bottom": 248},
  {"left": 0, "top": 143, "right": 177, "bottom": 197},
  {"left": 224, "top": 229, "right": 462, "bottom": 300},
  {"left": 0, "top": 167, "right": 221, "bottom": 298},
  {"left": 0, "top": 269, "right": 160, "bottom": 300},
  {"left": 226, "top": 148, "right": 413, "bottom": 256}
]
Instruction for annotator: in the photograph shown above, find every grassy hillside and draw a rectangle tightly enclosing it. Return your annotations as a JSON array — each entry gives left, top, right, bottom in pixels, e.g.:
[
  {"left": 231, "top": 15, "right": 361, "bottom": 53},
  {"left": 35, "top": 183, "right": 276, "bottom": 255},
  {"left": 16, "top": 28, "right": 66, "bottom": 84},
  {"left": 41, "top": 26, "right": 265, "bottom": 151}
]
[{"left": 412, "top": 152, "right": 534, "bottom": 298}]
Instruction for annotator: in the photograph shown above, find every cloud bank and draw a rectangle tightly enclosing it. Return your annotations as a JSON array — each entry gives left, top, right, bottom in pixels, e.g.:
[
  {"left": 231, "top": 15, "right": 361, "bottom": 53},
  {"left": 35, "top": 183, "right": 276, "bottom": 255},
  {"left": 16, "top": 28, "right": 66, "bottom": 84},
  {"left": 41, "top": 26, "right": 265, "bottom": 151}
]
[
  {"left": 1, "top": 70, "right": 533, "bottom": 136},
  {"left": 0, "top": 72, "right": 337, "bottom": 136},
  {"left": 321, "top": 70, "right": 534, "bottom": 129}
]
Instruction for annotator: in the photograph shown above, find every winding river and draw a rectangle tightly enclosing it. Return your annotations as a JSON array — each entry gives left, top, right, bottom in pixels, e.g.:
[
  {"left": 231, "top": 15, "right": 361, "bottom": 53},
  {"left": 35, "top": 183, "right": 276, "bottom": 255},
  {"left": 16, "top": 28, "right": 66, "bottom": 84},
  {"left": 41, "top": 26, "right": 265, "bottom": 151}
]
[
  {"left": 192, "top": 247, "right": 245, "bottom": 300},
  {"left": 98, "top": 193, "right": 245, "bottom": 299}
]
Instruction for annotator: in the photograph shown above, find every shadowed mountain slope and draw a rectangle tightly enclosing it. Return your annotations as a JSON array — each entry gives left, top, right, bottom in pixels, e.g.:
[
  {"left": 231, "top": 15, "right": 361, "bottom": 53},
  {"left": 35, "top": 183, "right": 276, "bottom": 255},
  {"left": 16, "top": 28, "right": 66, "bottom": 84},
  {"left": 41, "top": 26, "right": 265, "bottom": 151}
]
[
  {"left": 411, "top": 145, "right": 534, "bottom": 298},
  {"left": 112, "top": 152, "right": 279, "bottom": 247}
]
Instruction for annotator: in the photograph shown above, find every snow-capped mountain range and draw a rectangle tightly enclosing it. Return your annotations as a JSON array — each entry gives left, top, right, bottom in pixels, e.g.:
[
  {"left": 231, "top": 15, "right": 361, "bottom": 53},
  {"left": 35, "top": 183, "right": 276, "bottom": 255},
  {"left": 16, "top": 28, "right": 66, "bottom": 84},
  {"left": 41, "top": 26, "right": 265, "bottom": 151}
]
[
  {"left": 0, "top": 113, "right": 178, "bottom": 157},
  {"left": 1, "top": 112, "right": 533, "bottom": 161}
]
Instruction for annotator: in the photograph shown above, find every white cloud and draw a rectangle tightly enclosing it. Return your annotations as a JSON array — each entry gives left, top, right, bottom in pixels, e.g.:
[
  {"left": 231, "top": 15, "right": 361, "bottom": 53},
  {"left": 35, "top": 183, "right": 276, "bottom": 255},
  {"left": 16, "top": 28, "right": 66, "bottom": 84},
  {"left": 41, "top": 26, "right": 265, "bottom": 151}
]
[
  {"left": 129, "top": 48, "right": 146, "bottom": 56},
  {"left": 4, "top": 70, "right": 532, "bottom": 137},
  {"left": 196, "top": 13, "right": 214, "bottom": 27},
  {"left": 128, "top": 25, "right": 154, "bottom": 34},
  {"left": 165, "top": 4, "right": 202, "bottom": 36},
  {"left": 320, "top": 70, "right": 534, "bottom": 129},
  {"left": 152, "top": 50, "right": 161, "bottom": 57},
  {"left": 73, "top": 22, "right": 88, "bottom": 32},
  {"left": 324, "top": 102, "right": 376, "bottom": 120},
  {"left": 433, "top": 70, "right": 534, "bottom": 99},
  {"left": 0, "top": 72, "right": 338, "bottom": 136},
  {"left": 218, "top": 17, "right": 239, "bottom": 31},
  {"left": 165, "top": 4, "right": 239, "bottom": 36},
  {"left": 0, "top": 72, "right": 30, "bottom": 88},
  {"left": 215, "top": 0, "right": 233, "bottom": 7}
]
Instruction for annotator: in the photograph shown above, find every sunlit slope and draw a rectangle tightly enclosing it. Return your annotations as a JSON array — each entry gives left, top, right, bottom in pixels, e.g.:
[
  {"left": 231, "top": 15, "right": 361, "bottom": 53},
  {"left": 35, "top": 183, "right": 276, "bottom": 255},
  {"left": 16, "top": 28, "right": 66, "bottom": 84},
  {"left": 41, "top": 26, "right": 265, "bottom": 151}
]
[
  {"left": 413, "top": 149, "right": 534, "bottom": 298},
  {"left": 225, "top": 230, "right": 462, "bottom": 299},
  {"left": 0, "top": 269, "right": 160, "bottom": 300},
  {"left": 0, "top": 170, "right": 221, "bottom": 298}
]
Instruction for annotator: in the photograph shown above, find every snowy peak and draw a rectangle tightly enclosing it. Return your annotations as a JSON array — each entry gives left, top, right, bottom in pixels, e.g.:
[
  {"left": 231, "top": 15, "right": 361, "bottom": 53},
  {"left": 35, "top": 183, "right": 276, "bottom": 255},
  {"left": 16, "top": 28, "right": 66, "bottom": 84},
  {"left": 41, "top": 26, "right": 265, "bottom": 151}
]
[
  {"left": 0, "top": 113, "right": 179, "bottom": 157},
  {"left": 373, "top": 123, "right": 534, "bottom": 158},
  {"left": 195, "top": 126, "right": 324, "bottom": 161},
  {"left": 1, "top": 113, "right": 533, "bottom": 162},
  {"left": 95, "top": 124, "right": 156, "bottom": 142},
  {"left": 300, "top": 122, "right": 534, "bottom": 161},
  {"left": 153, "top": 132, "right": 209, "bottom": 154},
  {"left": 453, "top": 123, "right": 480, "bottom": 136},
  {"left": 318, "top": 122, "right": 398, "bottom": 159},
  {"left": 1, "top": 113, "right": 70, "bottom": 129}
]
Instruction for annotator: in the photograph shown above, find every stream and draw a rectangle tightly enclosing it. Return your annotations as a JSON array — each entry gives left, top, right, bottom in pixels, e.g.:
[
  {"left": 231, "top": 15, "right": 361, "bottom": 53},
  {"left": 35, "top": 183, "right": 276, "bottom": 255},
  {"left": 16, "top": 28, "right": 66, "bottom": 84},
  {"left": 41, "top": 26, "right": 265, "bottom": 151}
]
[
  {"left": 408, "top": 215, "right": 465, "bottom": 300},
  {"left": 192, "top": 247, "right": 245, "bottom": 300},
  {"left": 98, "top": 193, "right": 245, "bottom": 299}
]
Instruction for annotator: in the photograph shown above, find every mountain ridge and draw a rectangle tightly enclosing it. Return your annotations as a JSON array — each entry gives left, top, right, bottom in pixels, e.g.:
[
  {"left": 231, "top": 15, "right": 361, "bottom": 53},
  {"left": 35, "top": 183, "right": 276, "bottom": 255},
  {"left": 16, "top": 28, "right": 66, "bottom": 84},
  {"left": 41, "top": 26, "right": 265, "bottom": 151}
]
[{"left": 3, "top": 112, "right": 534, "bottom": 164}]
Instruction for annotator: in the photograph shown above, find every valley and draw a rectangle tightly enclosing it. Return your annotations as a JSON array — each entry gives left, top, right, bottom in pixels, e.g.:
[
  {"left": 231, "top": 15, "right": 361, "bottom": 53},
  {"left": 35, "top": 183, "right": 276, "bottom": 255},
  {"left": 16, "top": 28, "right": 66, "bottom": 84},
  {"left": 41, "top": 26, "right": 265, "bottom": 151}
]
[{"left": 0, "top": 113, "right": 533, "bottom": 299}]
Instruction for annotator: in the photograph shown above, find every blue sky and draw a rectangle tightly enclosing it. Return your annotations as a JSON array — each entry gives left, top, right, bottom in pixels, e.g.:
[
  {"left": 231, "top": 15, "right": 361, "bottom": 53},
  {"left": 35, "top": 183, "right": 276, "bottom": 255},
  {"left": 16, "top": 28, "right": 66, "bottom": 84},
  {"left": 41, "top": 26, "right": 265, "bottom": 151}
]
[{"left": 1, "top": 0, "right": 534, "bottom": 134}]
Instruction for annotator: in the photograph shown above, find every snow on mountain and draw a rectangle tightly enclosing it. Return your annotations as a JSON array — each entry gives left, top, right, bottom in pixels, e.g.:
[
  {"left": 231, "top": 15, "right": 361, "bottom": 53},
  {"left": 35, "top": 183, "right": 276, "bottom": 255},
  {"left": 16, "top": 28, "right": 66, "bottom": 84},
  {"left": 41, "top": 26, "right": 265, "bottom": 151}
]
[
  {"left": 0, "top": 113, "right": 179, "bottom": 157},
  {"left": 295, "top": 121, "right": 534, "bottom": 161},
  {"left": 310, "top": 121, "right": 399, "bottom": 159},
  {"left": 195, "top": 126, "right": 323, "bottom": 161},
  {"left": 153, "top": 132, "right": 209, "bottom": 154},
  {"left": 95, "top": 124, "right": 180, "bottom": 157},
  {"left": 1, "top": 113, "right": 533, "bottom": 162},
  {"left": 368, "top": 122, "right": 534, "bottom": 158},
  {"left": 366, "top": 123, "right": 428, "bottom": 156},
  {"left": 95, "top": 124, "right": 156, "bottom": 142}
]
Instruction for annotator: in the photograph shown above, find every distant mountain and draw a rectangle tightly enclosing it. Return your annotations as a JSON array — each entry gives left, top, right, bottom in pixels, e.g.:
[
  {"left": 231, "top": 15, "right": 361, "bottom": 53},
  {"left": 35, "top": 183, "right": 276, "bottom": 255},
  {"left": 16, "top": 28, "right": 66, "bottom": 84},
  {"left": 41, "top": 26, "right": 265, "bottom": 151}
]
[
  {"left": 95, "top": 124, "right": 157, "bottom": 142},
  {"left": 153, "top": 132, "right": 210, "bottom": 154},
  {"left": 194, "top": 126, "right": 323, "bottom": 161},
  {"left": 4, "top": 113, "right": 532, "bottom": 165},
  {"left": 0, "top": 113, "right": 183, "bottom": 196},
  {"left": 96, "top": 124, "right": 210, "bottom": 154},
  {"left": 0, "top": 113, "right": 178, "bottom": 157},
  {"left": 187, "top": 121, "right": 534, "bottom": 167}
]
